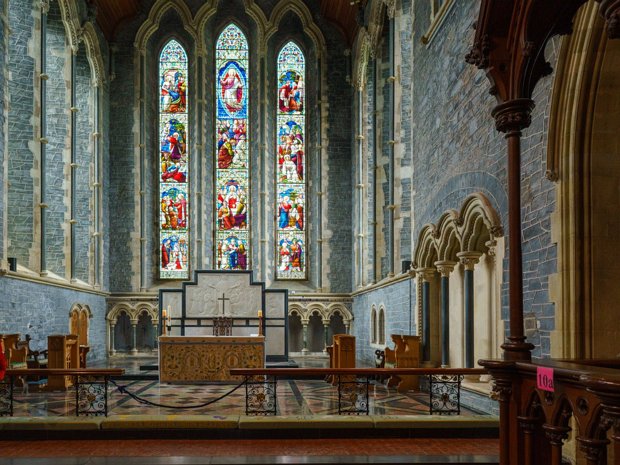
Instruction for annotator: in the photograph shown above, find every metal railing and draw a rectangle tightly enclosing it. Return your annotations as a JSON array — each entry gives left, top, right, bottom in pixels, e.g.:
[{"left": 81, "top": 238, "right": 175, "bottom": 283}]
[
  {"left": 0, "top": 368, "right": 124, "bottom": 417},
  {"left": 230, "top": 367, "right": 487, "bottom": 416}
]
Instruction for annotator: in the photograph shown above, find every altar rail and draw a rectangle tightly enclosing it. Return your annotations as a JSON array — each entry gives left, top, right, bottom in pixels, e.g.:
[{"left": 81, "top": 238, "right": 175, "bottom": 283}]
[
  {"left": 0, "top": 368, "right": 124, "bottom": 417},
  {"left": 479, "top": 359, "right": 620, "bottom": 465},
  {"left": 230, "top": 367, "right": 487, "bottom": 416}
]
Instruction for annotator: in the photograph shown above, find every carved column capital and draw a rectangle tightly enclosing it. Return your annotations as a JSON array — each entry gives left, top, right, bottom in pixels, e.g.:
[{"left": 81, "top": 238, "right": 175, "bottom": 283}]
[
  {"left": 599, "top": 0, "right": 620, "bottom": 39},
  {"left": 434, "top": 260, "right": 457, "bottom": 277},
  {"left": 491, "top": 379, "right": 513, "bottom": 403},
  {"left": 457, "top": 251, "right": 482, "bottom": 271},
  {"left": 577, "top": 437, "right": 610, "bottom": 462},
  {"left": 40, "top": 0, "right": 50, "bottom": 14},
  {"left": 491, "top": 98, "right": 535, "bottom": 134},
  {"left": 543, "top": 425, "right": 571, "bottom": 446},
  {"left": 415, "top": 267, "right": 435, "bottom": 282}
]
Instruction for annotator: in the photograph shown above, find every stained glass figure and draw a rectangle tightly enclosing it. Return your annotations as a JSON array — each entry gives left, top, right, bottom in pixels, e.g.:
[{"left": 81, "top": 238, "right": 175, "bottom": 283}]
[
  {"left": 215, "top": 24, "right": 250, "bottom": 270},
  {"left": 277, "top": 42, "right": 306, "bottom": 279},
  {"left": 160, "top": 39, "right": 189, "bottom": 279}
]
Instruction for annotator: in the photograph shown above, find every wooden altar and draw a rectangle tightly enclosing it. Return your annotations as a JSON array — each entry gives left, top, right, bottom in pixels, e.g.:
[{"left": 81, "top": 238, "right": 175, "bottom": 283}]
[{"left": 159, "top": 335, "right": 265, "bottom": 383}]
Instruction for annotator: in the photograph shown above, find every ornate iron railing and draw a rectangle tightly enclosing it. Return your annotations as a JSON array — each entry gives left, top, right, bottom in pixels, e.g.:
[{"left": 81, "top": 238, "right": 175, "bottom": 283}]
[
  {"left": 0, "top": 368, "right": 124, "bottom": 417},
  {"left": 230, "top": 367, "right": 486, "bottom": 416}
]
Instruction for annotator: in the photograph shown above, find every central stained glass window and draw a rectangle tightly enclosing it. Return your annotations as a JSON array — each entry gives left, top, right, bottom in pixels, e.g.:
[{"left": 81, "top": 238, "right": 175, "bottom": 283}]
[
  {"left": 215, "top": 24, "right": 250, "bottom": 270},
  {"left": 159, "top": 39, "right": 189, "bottom": 279},
  {"left": 276, "top": 41, "right": 306, "bottom": 279}
]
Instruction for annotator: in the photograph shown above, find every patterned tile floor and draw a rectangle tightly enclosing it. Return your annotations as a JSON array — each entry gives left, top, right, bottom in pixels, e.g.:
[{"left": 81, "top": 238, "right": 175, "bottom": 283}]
[{"left": 9, "top": 355, "right": 480, "bottom": 417}]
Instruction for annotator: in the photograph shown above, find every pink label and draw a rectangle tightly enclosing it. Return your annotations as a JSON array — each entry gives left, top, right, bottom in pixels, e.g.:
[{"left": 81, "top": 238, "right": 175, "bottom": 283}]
[{"left": 536, "top": 366, "right": 555, "bottom": 392}]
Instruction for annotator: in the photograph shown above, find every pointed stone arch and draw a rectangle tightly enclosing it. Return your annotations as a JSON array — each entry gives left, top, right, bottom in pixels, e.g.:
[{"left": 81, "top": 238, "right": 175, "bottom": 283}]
[
  {"left": 80, "top": 22, "right": 106, "bottom": 87},
  {"left": 459, "top": 193, "right": 503, "bottom": 253},
  {"left": 134, "top": 0, "right": 198, "bottom": 53},
  {"left": 266, "top": 0, "right": 327, "bottom": 58},
  {"left": 414, "top": 224, "right": 439, "bottom": 269},
  {"left": 57, "top": 0, "right": 81, "bottom": 53}
]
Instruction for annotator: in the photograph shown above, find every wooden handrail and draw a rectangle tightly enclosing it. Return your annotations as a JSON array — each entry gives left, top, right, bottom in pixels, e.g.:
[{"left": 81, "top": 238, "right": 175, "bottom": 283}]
[
  {"left": 4, "top": 368, "right": 124, "bottom": 376},
  {"left": 230, "top": 367, "right": 486, "bottom": 376}
]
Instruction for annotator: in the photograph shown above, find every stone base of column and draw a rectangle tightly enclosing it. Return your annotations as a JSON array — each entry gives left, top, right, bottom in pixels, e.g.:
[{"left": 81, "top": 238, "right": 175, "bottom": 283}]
[
  {"left": 130, "top": 348, "right": 138, "bottom": 355},
  {"left": 302, "top": 348, "right": 309, "bottom": 355}
]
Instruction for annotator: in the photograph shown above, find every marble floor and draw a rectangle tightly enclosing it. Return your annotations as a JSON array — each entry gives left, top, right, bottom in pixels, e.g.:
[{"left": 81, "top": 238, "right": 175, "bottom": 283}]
[{"left": 8, "top": 355, "right": 483, "bottom": 417}]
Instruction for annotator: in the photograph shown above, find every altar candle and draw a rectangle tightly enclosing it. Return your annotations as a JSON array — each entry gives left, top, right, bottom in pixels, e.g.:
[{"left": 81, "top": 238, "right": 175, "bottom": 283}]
[
  {"left": 258, "top": 309, "right": 263, "bottom": 318},
  {"left": 162, "top": 308, "right": 167, "bottom": 318}
]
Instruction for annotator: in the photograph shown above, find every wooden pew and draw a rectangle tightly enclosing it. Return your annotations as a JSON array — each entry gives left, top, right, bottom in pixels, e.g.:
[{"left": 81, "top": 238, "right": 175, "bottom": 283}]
[{"left": 382, "top": 334, "right": 421, "bottom": 393}]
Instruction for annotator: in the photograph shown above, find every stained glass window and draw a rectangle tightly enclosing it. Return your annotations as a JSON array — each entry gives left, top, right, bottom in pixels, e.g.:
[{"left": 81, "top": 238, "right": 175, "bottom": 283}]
[
  {"left": 159, "top": 39, "right": 189, "bottom": 279},
  {"left": 276, "top": 42, "right": 306, "bottom": 279},
  {"left": 215, "top": 24, "right": 250, "bottom": 270}
]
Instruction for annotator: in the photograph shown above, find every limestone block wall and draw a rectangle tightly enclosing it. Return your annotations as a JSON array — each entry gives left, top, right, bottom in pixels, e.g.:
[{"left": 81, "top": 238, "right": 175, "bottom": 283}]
[
  {"left": 352, "top": 0, "right": 559, "bottom": 364},
  {"left": 353, "top": 278, "right": 416, "bottom": 365},
  {"left": 0, "top": 0, "right": 110, "bottom": 362},
  {"left": 6, "top": 0, "right": 36, "bottom": 268},
  {"left": 0, "top": 277, "right": 107, "bottom": 360}
]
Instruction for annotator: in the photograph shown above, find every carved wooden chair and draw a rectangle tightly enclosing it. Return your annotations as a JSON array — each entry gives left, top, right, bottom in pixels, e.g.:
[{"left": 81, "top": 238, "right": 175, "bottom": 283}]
[{"left": 212, "top": 317, "right": 233, "bottom": 336}]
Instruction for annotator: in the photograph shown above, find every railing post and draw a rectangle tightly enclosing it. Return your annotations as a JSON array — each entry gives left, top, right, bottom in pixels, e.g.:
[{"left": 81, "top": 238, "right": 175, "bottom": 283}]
[
  {"left": 543, "top": 425, "right": 570, "bottom": 465},
  {"left": 517, "top": 416, "right": 538, "bottom": 465},
  {"left": 0, "top": 375, "right": 14, "bottom": 417},
  {"left": 577, "top": 438, "right": 610, "bottom": 465}
]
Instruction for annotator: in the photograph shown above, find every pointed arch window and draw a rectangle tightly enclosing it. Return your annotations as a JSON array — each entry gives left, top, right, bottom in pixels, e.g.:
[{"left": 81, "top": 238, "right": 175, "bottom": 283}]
[
  {"left": 215, "top": 24, "right": 250, "bottom": 270},
  {"left": 276, "top": 41, "right": 306, "bottom": 279},
  {"left": 159, "top": 39, "right": 189, "bottom": 279}
]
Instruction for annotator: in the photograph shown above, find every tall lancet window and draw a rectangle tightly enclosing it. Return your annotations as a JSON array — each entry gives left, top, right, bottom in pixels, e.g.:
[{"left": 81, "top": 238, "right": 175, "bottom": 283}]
[
  {"left": 159, "top": 39, "right": 189, "bottom": 279},
  {"left": 215, "top": 24, "right": 250, "bottom": 270},
  {"left": 276, "top": 42, "right": 306, "bottom": 279}
]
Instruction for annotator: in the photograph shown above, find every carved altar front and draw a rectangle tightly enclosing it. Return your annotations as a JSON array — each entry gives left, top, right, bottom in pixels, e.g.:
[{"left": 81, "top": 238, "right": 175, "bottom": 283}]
[{"left": 159, "top": 336, "right": 265, "bottom": 383}]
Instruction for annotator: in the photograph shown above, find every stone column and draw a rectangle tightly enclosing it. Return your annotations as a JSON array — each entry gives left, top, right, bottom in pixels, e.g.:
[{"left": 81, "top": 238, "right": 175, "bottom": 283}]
[
  {"left": 39, "top": 0, "right": 49, "bottom": 276},
  {"left": 152, "top": 323, "right": 158, "bottom": 351},
  {"left": 109, "top": 323, "right": 116, "bottom": 356},
  {"left": 301, "top": 319, "right": 309, "bottom": 355},
  {"left": 344, "top": 322, "right": 351, "bottom": 335},
  {"left": 457, "top": 251, "right": 482, "bottom": 368},
  {"left": 130, "top": 320, "right": 138, "bottom": 355},
  {"left": 416, "top": 268, "right": 435, "bottom": 364},
  {"left": 322, "top": 319, "right": 330, "bottom": 354},
  {"left": 434, "top": 261, "right": 456, "bottom": 368}
]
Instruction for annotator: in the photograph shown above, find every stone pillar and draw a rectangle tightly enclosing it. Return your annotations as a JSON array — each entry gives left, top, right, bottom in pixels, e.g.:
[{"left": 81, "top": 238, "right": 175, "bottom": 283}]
[
  {"left": 301, "top": 320, "right": 309, "bottom": 355},
  {"left": 39, "top": 0, "right": 49, "bottom": 276},
  {"left": 344, "top": 322, "right": 351, "bottom": 335},
  {"left": 416, "top": 268, "right": 435, "bottom": 364},
  {"left": 458, "top": 251, "right": 481, "bottom": 368},
  {"left": 109, "top": 323, "right": 116, "bottom": 356},
  {"left": 130, "top": 320, "right": 138, "bottom": 355},
  {"left": 152, "top": 323, "right": 159, "bottom": 351},
  {"left": 322, "top": 320, "right": 330, "bottom": 354},
  {"left": 434, "top": 261, "right": 456, "bottom": 368}
]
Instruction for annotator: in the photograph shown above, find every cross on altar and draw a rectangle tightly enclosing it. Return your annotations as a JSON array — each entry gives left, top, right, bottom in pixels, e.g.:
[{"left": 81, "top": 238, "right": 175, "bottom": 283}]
[{"left": 217, "top": 293, "right": 230, "bottom": 316}]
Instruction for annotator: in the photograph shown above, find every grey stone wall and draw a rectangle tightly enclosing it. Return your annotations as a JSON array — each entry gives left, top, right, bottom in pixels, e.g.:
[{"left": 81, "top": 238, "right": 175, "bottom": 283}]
[
  {"left": 74, "top": 50, "right": 93, "bottom": 283},
  {"left": 0, "top": 277, "right": 107, "bottom": 361},
  {"left": 0, "top": 0, "right": 6, "bottom": 260},
  {"left": 6, "top": 0, "right": 36, "bottom": 268},
  {"left": 352, "top": 0, "right": 560, "bottom": 370},
  {"left": 108, "top": 43, "right": 136, "bottom": 292},
  {"left": 353, "top": 278, "right": 416, "bottom": 366},
  {"left": 45, "top": 2, "right": 69, "bottom": 277},
  {"left": 0, "top": 0, "right": 111, "bottom": 363}
]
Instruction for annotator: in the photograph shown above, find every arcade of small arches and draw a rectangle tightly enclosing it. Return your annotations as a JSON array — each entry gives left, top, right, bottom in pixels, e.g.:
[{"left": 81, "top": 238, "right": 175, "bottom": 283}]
[
  {"left": 287, "top": 303, "right": 353, "bottom": 355},
  {"left": 106, "top": 302, "right": 159, "bottom": 355},
  {"left": 413, "top": 193, "right": 505, "bottom": 370}
]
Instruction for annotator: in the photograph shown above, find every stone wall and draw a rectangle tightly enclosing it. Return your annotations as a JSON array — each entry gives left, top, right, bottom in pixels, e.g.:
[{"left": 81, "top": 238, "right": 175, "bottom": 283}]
[
  {"left": 351, "top": 0, "right": 560, "bottom": 368},
  {"left": 353, "top": 278, "right": 416, "bottom": 365},
  {"left": 0, "top": 277, "right": 107, "bottom": 361},
  {"left": 6, "top": 0, "right": 36, "bottom": 268},
  {"left": 45, "top": 1, "right": 69, "bottom": 277}
]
